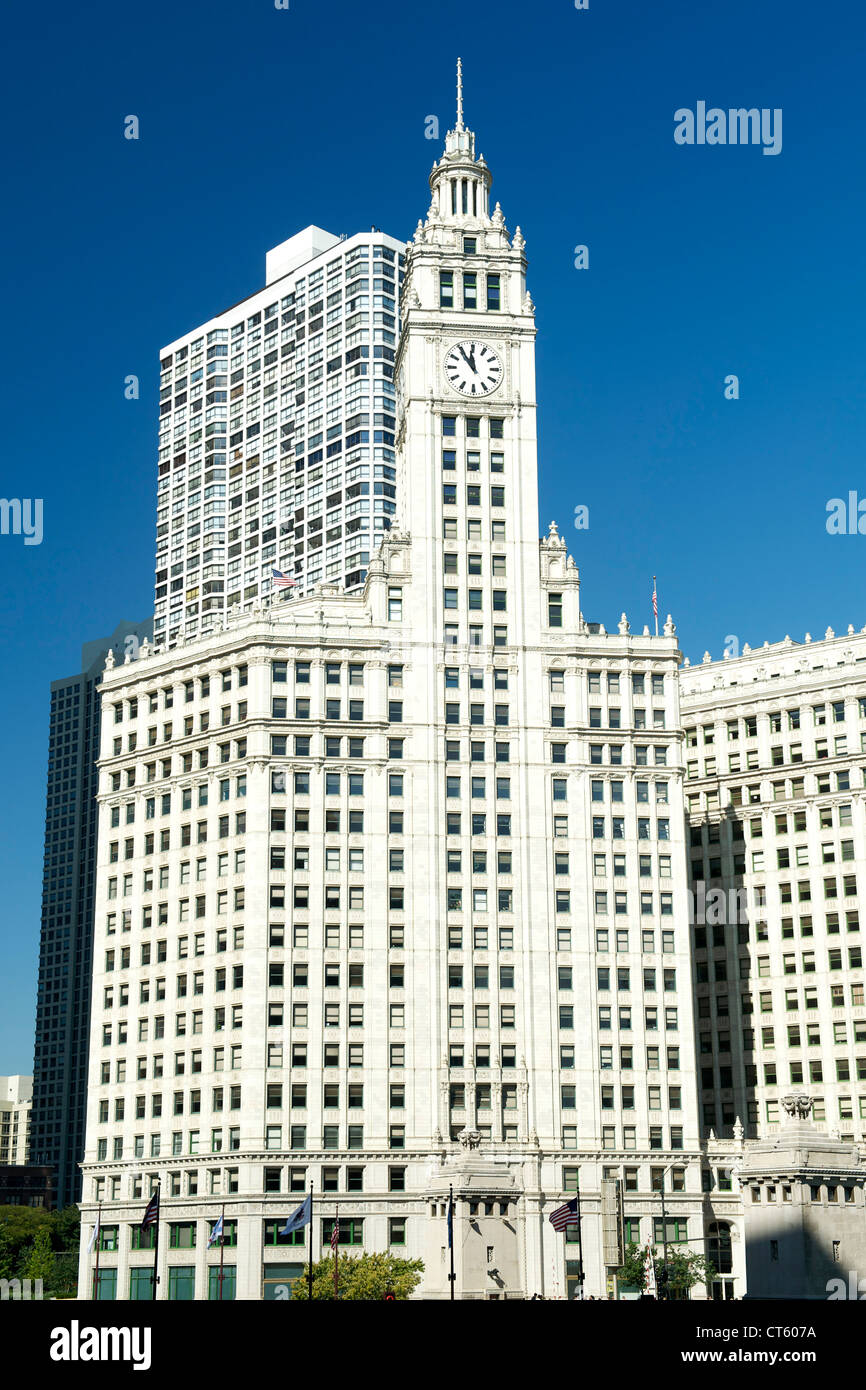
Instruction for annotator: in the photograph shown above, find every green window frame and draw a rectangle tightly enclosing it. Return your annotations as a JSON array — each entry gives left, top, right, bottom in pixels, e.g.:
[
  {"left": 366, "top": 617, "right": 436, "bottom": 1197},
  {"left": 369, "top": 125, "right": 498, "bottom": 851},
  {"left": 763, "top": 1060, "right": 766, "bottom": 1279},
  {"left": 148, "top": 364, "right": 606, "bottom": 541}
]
[
  {"left": 129, "top": 1268, "right": 154, "bottom": 1300},
  {"left": 130, "top": 1226, "right": 157, "bottom": 1250},
  {"left": 321, "top": 1218, "right": 364, "bottom": 1246},
  {"left": 263, "top": 1262, "right": 305, "bottom": 1300},
  {"left": 167, "top": 1266, "right": 196, "bottom": 1300},
  {"left": 94, "top": 1268, "right": 117, "bottom": 1300},
  {"left": 264, "top": 1220, "right": 306, "bottom": 1247},
  {"left": 169, "top": 1222, "right": 197, "bottom": 1249},
  {"left": 98, "top": 1225, "right": 119, "bottom": 1252},
  {"left": 653, "top": 1217, "right": 688, "bottom": 1245},
  {"left": 208, "top": 1265, "right": 237, "bottom": 1300}
]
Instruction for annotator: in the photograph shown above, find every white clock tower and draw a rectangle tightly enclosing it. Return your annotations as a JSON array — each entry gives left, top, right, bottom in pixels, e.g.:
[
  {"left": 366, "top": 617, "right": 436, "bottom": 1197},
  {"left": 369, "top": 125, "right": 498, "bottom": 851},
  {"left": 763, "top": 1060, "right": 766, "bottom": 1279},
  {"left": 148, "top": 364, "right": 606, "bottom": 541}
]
[{"left": 395, "top": 59, "right": 542, "bottom": 647}]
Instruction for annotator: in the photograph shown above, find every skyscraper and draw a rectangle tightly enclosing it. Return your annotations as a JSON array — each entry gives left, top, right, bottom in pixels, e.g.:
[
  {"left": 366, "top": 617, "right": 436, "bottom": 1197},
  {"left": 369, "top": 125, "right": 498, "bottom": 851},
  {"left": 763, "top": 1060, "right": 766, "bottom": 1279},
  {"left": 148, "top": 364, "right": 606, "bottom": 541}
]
[
  {"left": 78, "top": 72, "right": 728, "bottom": 1301},
  {"left": 32, "top": 620, "right": 151, "bottom": 1209},
  {"left": 153, "top": 225, "right": 406, "bottom": 650}
]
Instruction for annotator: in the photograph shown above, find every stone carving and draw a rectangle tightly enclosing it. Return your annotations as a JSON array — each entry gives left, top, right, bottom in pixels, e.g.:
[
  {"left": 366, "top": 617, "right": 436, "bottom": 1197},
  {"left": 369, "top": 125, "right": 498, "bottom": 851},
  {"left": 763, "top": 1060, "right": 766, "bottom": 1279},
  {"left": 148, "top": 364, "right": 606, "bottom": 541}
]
[
  {"left": 457, "top": 1126, "right": 482, "bottom": 1151},
  {"left": 781, "top": 1092, "right": 813, "bottom": 1121}
]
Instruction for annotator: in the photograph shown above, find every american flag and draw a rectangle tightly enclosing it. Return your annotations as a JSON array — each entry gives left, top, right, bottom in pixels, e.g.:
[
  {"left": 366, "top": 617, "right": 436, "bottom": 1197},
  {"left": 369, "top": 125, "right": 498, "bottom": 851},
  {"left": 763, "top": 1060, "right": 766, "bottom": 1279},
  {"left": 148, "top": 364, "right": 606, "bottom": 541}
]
[
  {"left": 332, "top": 1208, "right": 340, "bottom": 1298},
  {"left": 140, "top": 1188, "right": 160, "bottom": 1229},
  {"left": 548, "top": 1197, "right": 581, "bottom": 1231},
  {"left": 272, "top": 567, "right": 297, "bottom": 589},
  {"left": 652, "top": 576, "right": 658, "bottom": 620}
]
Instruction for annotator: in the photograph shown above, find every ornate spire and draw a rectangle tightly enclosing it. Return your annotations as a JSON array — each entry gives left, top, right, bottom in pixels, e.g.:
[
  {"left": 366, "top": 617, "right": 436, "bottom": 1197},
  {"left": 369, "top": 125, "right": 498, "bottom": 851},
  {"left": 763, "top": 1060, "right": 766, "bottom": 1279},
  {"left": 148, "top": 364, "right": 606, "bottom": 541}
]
[{"left": 456, "top": 56, "right": 464, "bottom": 132}]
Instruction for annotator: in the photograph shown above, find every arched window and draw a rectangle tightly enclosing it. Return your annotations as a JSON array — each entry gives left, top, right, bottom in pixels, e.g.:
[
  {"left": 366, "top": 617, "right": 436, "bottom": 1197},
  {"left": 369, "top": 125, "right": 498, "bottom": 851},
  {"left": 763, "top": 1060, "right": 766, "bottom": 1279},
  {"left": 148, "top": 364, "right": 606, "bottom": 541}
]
[{"left": 708, "top": 1221, "right": 733, "bottom": 1274}]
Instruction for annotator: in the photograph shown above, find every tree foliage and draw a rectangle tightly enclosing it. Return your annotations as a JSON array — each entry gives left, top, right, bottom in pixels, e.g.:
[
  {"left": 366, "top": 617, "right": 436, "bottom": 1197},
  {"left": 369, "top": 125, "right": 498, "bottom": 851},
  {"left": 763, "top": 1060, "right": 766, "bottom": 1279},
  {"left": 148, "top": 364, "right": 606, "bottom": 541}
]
[
  {"left": 291, "top": 1251, "right": 424, "bottom": 1300},
  {"left": 0, "top": 1204, "right": 80, "bottom": 1298},
  {"left": 22, "top": 1228, "right": 55, "bottom": 1282},
  {"left": 616, "top": 1242, "right": 716, "bottom": 1299}
]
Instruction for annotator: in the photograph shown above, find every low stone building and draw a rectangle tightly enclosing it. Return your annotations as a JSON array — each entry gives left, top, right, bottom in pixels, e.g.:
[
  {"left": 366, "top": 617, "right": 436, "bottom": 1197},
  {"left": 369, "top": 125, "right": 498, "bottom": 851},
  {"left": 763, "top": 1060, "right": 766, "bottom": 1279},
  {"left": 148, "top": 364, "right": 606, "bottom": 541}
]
[{"left": 739, "top": 1093, "right": 866, "bottom": 1298}]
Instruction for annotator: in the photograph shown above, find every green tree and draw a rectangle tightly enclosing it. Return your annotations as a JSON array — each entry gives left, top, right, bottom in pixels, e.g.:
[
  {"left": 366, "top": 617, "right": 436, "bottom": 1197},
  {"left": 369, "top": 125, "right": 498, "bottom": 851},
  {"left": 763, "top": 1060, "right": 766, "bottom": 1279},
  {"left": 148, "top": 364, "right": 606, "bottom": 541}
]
[
  {"left": 0, "top": 1205, "right": 52, "bottom": 1280},
  {"left": 0, "top": 1203, "right": 80, "bottom": 1297},
  {"left": 52, "top": 1206, "right": 81, "bottom": 1252},
  {"left": 616, "top": 1242, "right": 715, "bottom": 1299},
  {"left": 291, "top": 1251, "right": 424, "bottom": 1300},
  {"left": 22, "top": 1227, "right": 55, "bottom": 1285},
  {"left": 0, "top": 1226, "right": 15, "bottom": 1282},
  {"left": 48, "top": 1206, "right": 80, "bottom": 1298}
]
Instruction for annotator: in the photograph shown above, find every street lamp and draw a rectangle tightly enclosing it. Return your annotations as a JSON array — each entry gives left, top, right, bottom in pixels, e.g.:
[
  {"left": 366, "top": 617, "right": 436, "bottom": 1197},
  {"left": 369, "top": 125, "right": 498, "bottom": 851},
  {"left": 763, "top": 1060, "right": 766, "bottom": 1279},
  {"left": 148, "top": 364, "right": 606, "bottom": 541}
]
[{"left": 657, "top": 1164, "right": 674, "bottom": 1300}]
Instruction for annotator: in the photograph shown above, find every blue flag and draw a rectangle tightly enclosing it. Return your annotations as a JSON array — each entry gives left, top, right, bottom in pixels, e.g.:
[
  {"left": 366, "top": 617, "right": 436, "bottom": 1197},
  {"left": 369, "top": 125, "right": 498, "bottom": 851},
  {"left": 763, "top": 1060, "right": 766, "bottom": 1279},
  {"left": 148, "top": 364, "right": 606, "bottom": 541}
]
[
  {"left": 280, "top": 1193, "right": 312, "bottom": 1236},
  {"left": 447, "top": 1195, "right": 454, "bottom": 1249},
  {"left": 208, "top": 1214, "right": 224, "bottom": 1249}
]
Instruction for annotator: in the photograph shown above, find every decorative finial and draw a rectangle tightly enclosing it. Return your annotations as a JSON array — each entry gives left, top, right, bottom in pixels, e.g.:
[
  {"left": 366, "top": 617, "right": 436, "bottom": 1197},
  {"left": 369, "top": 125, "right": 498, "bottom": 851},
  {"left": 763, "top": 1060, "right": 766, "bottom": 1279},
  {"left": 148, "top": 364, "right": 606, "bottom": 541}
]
[{"left": 456, "top": 57, "right": 464, "bottom": 131}]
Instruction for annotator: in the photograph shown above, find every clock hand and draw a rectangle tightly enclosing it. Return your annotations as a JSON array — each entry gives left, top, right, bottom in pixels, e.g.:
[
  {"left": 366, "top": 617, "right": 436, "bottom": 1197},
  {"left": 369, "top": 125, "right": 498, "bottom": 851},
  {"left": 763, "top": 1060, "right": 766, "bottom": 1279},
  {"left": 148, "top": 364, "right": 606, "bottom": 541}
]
[{"left": 458, "top": 346, "right": 475, "bottom": 374}]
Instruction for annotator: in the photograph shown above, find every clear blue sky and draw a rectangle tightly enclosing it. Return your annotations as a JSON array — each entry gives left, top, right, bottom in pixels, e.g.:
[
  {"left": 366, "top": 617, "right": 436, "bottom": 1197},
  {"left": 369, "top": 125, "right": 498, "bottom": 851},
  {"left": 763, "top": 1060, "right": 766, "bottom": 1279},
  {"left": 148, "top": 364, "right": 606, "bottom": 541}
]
[{"left": 1, "top": 0, "right": 864, "bottom": 1070}]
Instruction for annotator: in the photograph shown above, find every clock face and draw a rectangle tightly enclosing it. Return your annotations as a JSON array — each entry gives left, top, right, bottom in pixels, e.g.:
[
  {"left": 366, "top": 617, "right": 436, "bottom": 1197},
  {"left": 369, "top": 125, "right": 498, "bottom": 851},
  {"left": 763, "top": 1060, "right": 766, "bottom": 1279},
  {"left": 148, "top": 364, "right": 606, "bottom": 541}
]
[{"left": 444, "top": 340, "right": 503, "bottom": 396}]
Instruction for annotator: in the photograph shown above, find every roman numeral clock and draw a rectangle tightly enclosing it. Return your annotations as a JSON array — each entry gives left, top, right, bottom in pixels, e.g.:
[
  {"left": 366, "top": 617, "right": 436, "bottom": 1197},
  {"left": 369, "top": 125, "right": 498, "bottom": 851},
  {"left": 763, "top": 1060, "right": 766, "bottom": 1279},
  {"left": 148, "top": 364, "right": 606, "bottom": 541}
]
[{"left": 443, "top": 339, "right": 503, "bottom": 397}]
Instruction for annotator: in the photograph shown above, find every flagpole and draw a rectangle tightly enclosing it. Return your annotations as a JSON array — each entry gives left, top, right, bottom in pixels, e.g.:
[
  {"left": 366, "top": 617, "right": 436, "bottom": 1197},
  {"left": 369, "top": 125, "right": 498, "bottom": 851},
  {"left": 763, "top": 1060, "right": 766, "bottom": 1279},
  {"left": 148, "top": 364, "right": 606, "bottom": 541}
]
[
  {"left": 92, "top": 1202, "right": 102, "bottom": 1300},
  {"left": 448, "top": 1186, "right": 455, "bottom": 1301},
  {"left": 660, "top": 1172, "right": 669, "bottom": 1300},
  {"left": 575, "top": 1179, "right": 584, "bottom": 1300},
  {"left": 333, "top": 1204, "right": 339, "bottom": 1300},
  {"left": 218, "top": 1203, "right": 226, "bottom": 1301},
  {"left": 151, "top": 1182, "right": 161, "bottom": 1301},
  {"left": 308, "top": 1185, "right": 314, "bottom": 1302}
]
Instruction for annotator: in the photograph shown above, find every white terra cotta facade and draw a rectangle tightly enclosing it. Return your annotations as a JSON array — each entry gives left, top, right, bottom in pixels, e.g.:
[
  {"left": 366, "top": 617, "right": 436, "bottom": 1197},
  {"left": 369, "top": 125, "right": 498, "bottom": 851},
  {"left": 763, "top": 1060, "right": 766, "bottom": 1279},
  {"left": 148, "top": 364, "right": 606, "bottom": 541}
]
[{"left": 78, "top": 85, "right": 740, "bottom": 1301}]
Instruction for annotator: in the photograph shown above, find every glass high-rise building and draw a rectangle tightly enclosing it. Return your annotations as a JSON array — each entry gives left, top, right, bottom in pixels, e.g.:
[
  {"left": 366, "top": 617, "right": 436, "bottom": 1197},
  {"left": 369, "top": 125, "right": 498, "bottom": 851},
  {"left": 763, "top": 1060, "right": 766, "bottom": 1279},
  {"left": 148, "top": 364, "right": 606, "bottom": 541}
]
[
  {"left": 153, "top": 225, "right": 406, "bottom": 648},
  {"left": 31, "top": 620, "right": 151, "bottom": 1208}
]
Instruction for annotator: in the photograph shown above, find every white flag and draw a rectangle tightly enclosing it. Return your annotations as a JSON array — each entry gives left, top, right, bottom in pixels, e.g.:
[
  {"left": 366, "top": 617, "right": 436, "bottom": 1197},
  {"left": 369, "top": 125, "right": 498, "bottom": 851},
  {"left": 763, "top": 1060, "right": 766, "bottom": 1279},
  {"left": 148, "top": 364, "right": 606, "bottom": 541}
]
[
  {"left": 87, "top": 1213, "right": 101, "bottom": 1254},
  {"left": 644, "top": 1242, "right": 658, "bottom": 1297}
]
